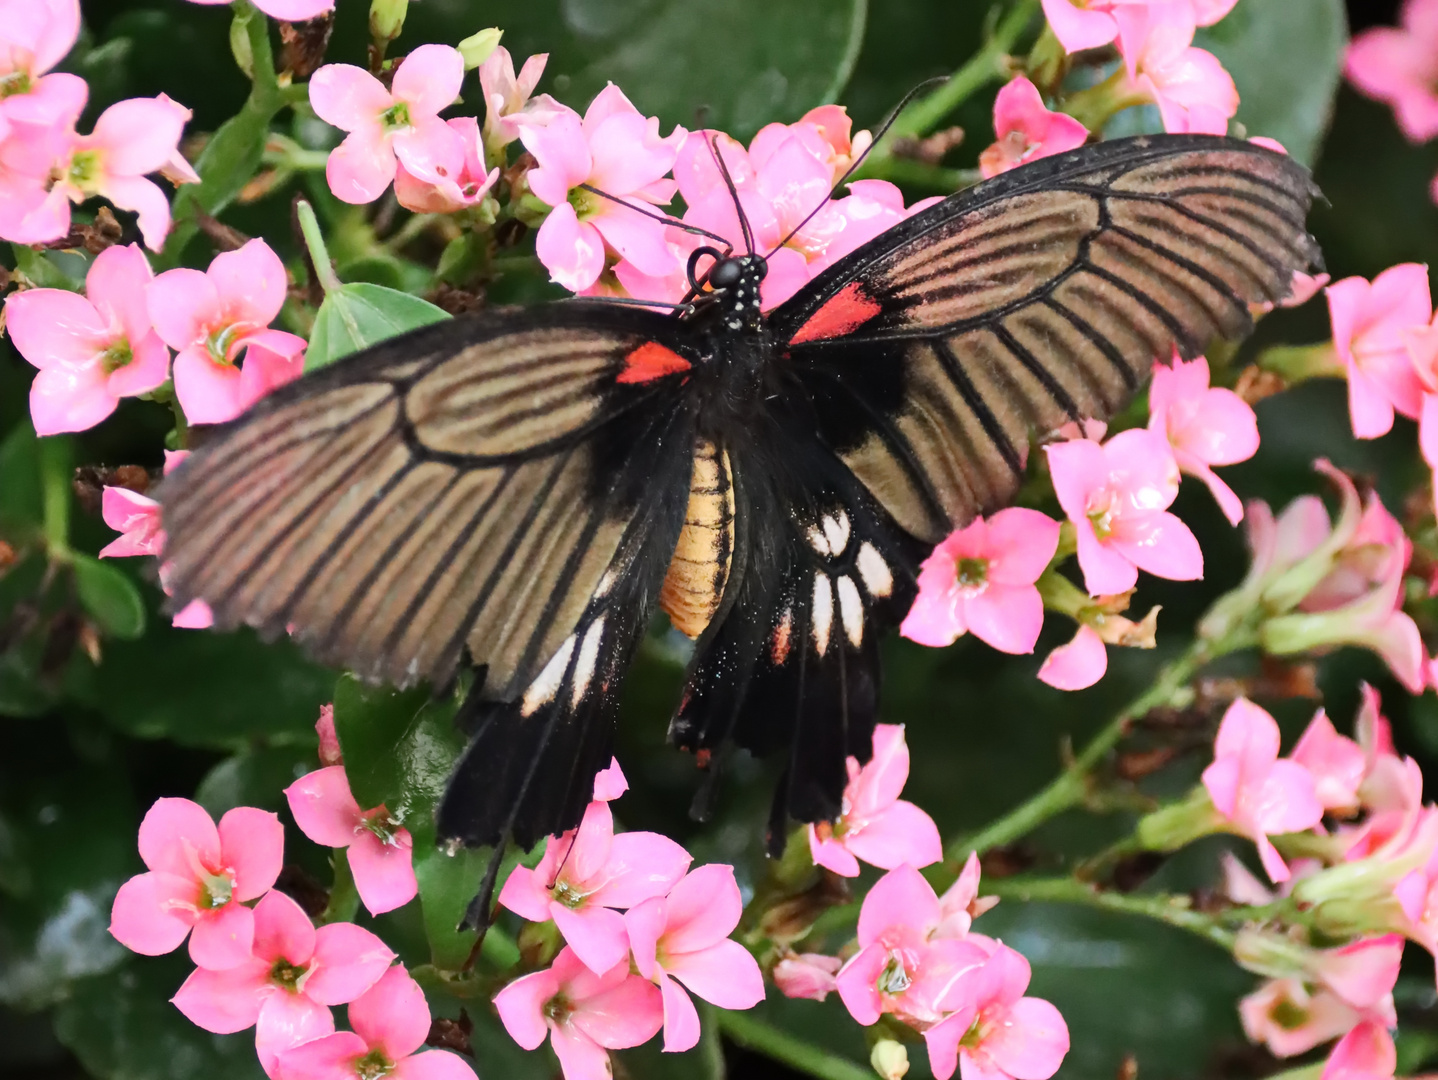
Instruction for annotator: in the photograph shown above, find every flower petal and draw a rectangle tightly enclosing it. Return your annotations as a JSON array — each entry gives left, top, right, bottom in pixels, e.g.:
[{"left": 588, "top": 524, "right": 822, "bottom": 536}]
[
  {"left": 251, "top": 889, "right": 316, "bottom": 966},
  {"left": 348, "top": 829, "right": 418, "bottom": 915},
  {"left": 306, "top": 923, "right": 396, "bottom": 1006},
  {"left": 492, "top": 967, "right": 561, "bottom": 1051},
  {"left": 274, "top": 1031, "right": 368, "bottom": 1080},
  {"left": 844, "top": 800, "right": 944, "bottom": 871},
  {"left": 285, "top": 766, "right": 362, "bottom": 848},
  {"left": 309, "top": 64, "right": 390, "bottom": 133},
  {"left": 138, "top": 797, "right": 220, "bottom": 878},
  {"left": 349, "top": 965, "right": 431, "bottom": 1060},
  {"left": 1038, "top": 625, "right": 1107, "bottom": 691},
  {"left": 189, "top": 900, "right": 257, "bottom": 971},
  {"left": 171, "top": 959, "right": 269, "bottom": 1033},
  {"left": 256, "top": 991, "right": 336, "bottom": 1077},
  {"left": 551, "top": 903, "right": 631, "bottom": 975},
  {"left": 666, "top": 939, "right": 765, "bottom": 1010},
  {"left": 219, "top": 806, "right": 284, "bottom": 902},
  {"left": 109, "top": 870, "right": 200, "bottom": 955}
]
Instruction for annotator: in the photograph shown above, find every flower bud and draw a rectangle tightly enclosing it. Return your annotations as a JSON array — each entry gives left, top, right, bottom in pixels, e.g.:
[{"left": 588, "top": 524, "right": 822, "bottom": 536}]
[
  {"left": 773, "top": 952, "right": 842, "bottom": 1001},
  {"left": 369, "top": 0, "right": 408, "bottom": 44},
  {"left": 458, "top": 27, "right": 503, "bottom": 70},
  {"left": 870, "top": 1039, "right": 910, "bottom": 1080}
]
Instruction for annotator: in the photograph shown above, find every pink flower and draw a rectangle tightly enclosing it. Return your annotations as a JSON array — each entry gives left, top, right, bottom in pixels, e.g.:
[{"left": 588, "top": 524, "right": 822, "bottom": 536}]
[
  {"left": 1046, "top": 427, "right": 1203, "bottom": 596},
  {"left": 497, "top": 799, "right": 690, "bottom": 974},
  {"left": 393, "top": 116, "right": 499, "bottom": 214},
  {"left": 591, "top": 758, "right": 627, "bottom": 802},
  {"left": 835, "top": 865, "right": 991, "bottom": 1029},
  {"left": 979, "top": 77, "right": 1088, "bottom": 179},
  {"left": 309, "top": 44, "right": 465, "bottom": 205},
  {"left": 623, "top": 864, "right": 764, "bottom": 1051},
  {"left": 109, "top": 798, "right": 284, "bottom": 970},
  {"left": 493, "top": 947, "right": 663, "bottom": 1080},
  {"left": 0, "top": 0, "right": 81, "bottom": 130},
  {"left": 1240, "top": 978, "right": 1387, "bottom": 1058},
  {"left": 171, "top": 890, "right": 394, "bottom": 1075},
  {"left": 148, "top": 239, "right": 306, "bottom": 424},
  {"left": 276, "top": 965, "right": 474, "bottom": 1080},
  {"left": 780, "top": 104, "right": 873, "bottom": 183},
  {"left": 1039, "top": 0, "right": 1238, "bottom": 55},
  {"left": 478, "top": 46, "right": 564, "bottom": 152},
  {"left": 901, "top": 508, "right": 1060, "bottom": 654},
  {"left": 1321, "top": 1021, "right": 1397, "bottom": 1080},
  {"left": 7, "top": 244, "right": 169, "bottom": 435},
  {"left": 807, "top": 724, "right": 942, "bottom": 877},
  {"left": 1037, "top": 624, "right": 1108, "bottom": 691},
  {"left": 1124, "top": 12, "right": 1238, "bottom": 135},
  {"left": 1326, "top": 264, "right": 1431, "bottom": 438},
  {"left": 1201, "top": 698, "right": 1324, "bottom": 883},
  {"left": 521, "top": 86, "right": 685, "bottom": 293},
  {"left": 285, "top": 767, "right": 417, "bottom": 916},
  {"left": 3, "top": 91, "right": 193, "bottom": 249},
  {"left": 1346, "top": 0, "right": 1438, "bottom": 142},
  {"left": 183, "top": 0, "right": 334, "bottom": 20},
  {"left": 1260, "top": 482, "right": 1425, "bottom": 694},
  {"left": 1147, "top": 353, "right": 1259, "bottom": 524},
  {"left": 1310, "top": 935, "right": 1405, "bottom": 1012},
  {"left": 934, "top": 852, "right": 1000, "bottom": 940},
  {"left": 100, "top": 486, "right": 164, "bottom": 558},
  {"left": 316, "top": 704, "right": 342, "bottom": 767},
  {"left": 1292, "top": 708, "right": 1368, "bottom": 814},
  {"left": 773, "top": 953, "right": 843, "bottom": 1002},
  {"left": 924, "top": 943, "right": 1069, "bottom": 1080}
]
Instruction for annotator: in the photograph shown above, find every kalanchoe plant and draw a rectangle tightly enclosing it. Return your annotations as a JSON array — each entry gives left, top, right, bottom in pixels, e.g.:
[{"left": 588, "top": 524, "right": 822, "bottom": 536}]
[{"left": 9, "top": 1, "right": 1438, "bottom": 1080}]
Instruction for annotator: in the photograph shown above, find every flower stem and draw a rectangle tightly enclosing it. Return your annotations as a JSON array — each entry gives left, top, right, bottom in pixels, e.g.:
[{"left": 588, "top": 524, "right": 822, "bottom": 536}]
[
  {"left": 949, "top": 637, "right": 1214, "bottom": 860},
  {"left": 884, "top": 0, "right": 1041, "bottom": 143},
  {"left": 38, "top": 436, "right": 72, "bottom": 558},
  {"left": 295, "top": 199, "right": 345, "bottom": 296},
  {"left": 318, "top": 849, "right": 360, "bottom": 924},
  {"left": 715, "top": 1010, "right": 875, "bottom": 1080},
  {"left": 984, "top": 876, "right": 1239, "bottom": 951}
]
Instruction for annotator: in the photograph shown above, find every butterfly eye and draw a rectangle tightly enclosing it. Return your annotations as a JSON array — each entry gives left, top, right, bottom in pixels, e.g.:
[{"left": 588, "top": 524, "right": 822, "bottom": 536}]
[{"left": 708, "top": 258, "right": 744, "bottom": 289}]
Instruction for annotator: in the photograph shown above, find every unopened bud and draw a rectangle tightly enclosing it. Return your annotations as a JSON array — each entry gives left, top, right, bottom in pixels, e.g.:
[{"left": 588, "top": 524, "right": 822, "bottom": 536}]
[
  {"left": 870, "top": 1040, "right": 909, "bottom": 1080},
  {"left": 458, "top": 27, "right": 503, "bottom": 70},
  {"left": 369, "top": 0, "right": 408, "bottom": 44},
  {"left": 1135, "top": 787, "right": 1223, "bottom": 853}
]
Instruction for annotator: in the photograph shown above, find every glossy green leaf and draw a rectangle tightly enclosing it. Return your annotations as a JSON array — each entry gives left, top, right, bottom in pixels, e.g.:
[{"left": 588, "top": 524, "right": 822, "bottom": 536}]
[
  {"left": 10, "top": 245, "right": 84, "bottom": 291},
  {"left": 306, "top": 284, "right": 450, "bottom": 371},
  {"left": 71, "top": 556, "right": 146, "bottom": 641},
  {"left": 331, "top": 675, "right": 432, "bottom": 809},
  {"left": 403, "top": 0, "right": 868, "bottom": 140},
  {"left": 1196, "top": 0, "right": 1348, "bottom": 165},
  {"left": 54, "top": 954, "right": 265, "bottom": 1080},
  {"left": 411, "top": 823, "right": 488, "bottom": 971}
]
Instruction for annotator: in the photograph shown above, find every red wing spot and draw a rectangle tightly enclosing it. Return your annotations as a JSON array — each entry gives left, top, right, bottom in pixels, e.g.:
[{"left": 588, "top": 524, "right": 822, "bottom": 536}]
[
  {"left": 617, "top": 341, "right": 692, "bottom": 384},
  {"left": 788, "top": 281, "right": 883, "bottom": 345}
]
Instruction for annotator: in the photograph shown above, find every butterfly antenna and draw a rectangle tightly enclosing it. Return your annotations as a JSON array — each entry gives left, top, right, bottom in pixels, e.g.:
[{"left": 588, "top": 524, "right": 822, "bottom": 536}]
[
  {"left": 707, "top": 134, "right": 754, "bottom": 256},
  {"left": 767, "top": 77, "right": 950, "bottom": 258},
  {"left": 578, "top": 184, "right": 731, "bottom": 248}
]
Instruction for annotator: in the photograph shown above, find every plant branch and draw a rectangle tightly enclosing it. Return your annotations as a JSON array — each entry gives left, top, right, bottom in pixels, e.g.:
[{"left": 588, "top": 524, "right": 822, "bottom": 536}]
[
  {"left": 949, "top": 636, "right": 1214, "bottom": 860},
  {"left": 984, "top": 876, "right": 1239, "bottom": 951},
  {"left": 715, "top": 1011, "right": 875, "bottom": 1080}
]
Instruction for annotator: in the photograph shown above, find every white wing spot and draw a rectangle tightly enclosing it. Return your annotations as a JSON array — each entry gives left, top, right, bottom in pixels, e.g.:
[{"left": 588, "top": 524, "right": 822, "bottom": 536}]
[
  {"left": 522, "top": 634, "right": 576, "bottom": 716},
  {"left": 812, "top": 572, "right": 834, "bottom": 656},
  {"left": 837, "top": 575, "right": 863, "bottom": 647},
  {"left": 822, "top": 510, "right": 851, "bottom": 556},
  {"left": 807, "top": 524, "right": 831, "bottom": 556},
  {"left": 570, "top": 616, "right": 607, "bottom": 709},
  {"left": 857, "top": 542, "right": 893, "bottom": 598}
]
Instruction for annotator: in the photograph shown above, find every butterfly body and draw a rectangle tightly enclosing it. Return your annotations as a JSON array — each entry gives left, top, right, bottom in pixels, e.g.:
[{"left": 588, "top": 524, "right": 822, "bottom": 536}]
[{"left": 156, "top": 134, "right": 1323, "bottom": 863}]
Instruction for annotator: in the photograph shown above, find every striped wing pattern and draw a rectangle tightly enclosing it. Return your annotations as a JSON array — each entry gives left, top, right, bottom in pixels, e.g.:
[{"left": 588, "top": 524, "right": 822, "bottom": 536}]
[
  {"left": 772, "top": 135, "right": 1323, "bottom": 543},
  {"left": 158, "top": 307, "right": 695, "bottom": 699}
]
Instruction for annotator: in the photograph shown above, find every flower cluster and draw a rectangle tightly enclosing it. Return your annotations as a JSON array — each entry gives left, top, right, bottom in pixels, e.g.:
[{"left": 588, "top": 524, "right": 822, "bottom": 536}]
[
  {"left": 1040, "top": 0, "right": 1241, "bottom": 136},
  {"left": 903, "top": 354, "right": 1259, "bottom": 692},
  {"left": 1346, "top": 0, "right": 1438, "bottom": 202},
  {"left": 107, "top": 708, "right": 444, "bottom": 1080},
  {"left": 1137, "top": 689, "right": 1438, "bottom": 1076},
  {"left": 0, "top": 0, "right": 196, "bottom": 249},
  {"left": 492, "top": 760, "right": 764, "bottom": 1074}
]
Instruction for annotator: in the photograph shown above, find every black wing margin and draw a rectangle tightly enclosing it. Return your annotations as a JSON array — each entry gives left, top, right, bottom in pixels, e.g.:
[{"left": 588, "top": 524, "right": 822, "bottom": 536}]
[
  {"left": 769, "top": 134, "right": 1324, "bottom": 543},
  {"left": 157, "top": 305, "right": 698, "bottom": 847}
]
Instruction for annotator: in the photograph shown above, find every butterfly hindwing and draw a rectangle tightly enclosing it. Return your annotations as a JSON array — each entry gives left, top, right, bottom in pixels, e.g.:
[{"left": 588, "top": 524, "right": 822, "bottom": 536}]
[{"left": 770, "top": 134, "right": 1323, "bottom": 542}]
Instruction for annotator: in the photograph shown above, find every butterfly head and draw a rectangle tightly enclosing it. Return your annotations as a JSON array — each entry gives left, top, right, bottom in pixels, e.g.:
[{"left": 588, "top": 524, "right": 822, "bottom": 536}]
[{"left": 689, "top": 248, "right": 768, "bottom": 333}]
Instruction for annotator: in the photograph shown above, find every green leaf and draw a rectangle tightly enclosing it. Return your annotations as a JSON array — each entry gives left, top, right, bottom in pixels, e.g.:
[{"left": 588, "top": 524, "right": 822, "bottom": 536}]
[
  {"left": 0, "top": 421, "right": 42, "bottom": 531},
  {"left": 405, "top": 0, "right": 868, "bottom": 140},
  {"left": 194, "top": 746, "right": 319, "bottom": 817},
  {"left": 71, "top": 556, "right": 146, "bottom": 640},
  {"left": 10, "top": 245, "right": 84, "bottom": 291},
  {"left": 306, "top": 284, "right": 449, "bottom": 371},
  {"left": 88, "top": 609, "right": 333, "bottom": 751},
  {"left": 1197, "top": 0, "right": 1348, "bottom": 165},
  {"left": 54, "top": 954, "right": 266, "bottom": 1080},
  {"left": 331, "top": 675, "right": 432, "bottom": 809},
  {"left": 411, "top": 825, "right": 488, "bottom": 970}
]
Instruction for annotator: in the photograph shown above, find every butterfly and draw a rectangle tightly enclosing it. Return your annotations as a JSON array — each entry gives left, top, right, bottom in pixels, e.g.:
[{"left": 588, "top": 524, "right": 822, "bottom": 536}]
[{"left": 157, "top": 133, "right": 1322, "bottom": 873}]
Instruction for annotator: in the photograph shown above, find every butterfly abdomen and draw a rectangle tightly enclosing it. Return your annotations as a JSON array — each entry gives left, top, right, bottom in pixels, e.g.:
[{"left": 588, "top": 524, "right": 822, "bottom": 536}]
[{"left": 659, "top": 438, "right": 735, "bottom": 638}]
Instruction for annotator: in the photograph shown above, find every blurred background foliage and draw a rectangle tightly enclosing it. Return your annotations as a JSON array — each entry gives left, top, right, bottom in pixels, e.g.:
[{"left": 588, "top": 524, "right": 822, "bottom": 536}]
[{"left": 6, "top": 0, "right": 1438, "bottom": 1078}]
